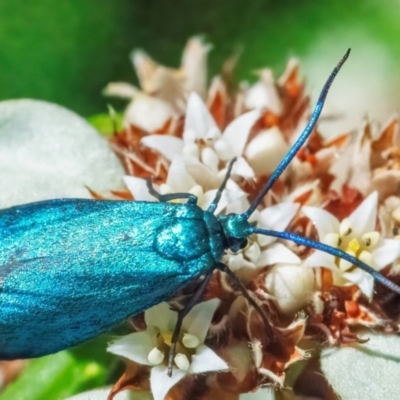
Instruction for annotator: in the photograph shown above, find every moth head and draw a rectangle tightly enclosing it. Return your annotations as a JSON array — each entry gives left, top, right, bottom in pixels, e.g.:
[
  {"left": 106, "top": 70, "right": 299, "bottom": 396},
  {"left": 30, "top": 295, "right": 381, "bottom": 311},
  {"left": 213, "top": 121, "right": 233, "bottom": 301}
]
[{"left": 219, "top": 213, "right": 252, "bottom": 252}]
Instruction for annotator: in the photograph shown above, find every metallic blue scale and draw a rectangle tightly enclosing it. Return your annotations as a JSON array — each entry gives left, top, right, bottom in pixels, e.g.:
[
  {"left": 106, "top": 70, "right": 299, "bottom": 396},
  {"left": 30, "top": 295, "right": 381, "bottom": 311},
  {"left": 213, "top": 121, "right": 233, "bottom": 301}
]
[{"left": 0, "top": 199, "right": 225, "bottom": 359}]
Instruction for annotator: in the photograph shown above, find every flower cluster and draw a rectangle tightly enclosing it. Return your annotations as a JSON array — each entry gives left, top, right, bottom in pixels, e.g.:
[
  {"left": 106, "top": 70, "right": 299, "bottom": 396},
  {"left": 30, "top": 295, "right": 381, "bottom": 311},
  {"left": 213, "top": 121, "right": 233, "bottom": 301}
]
[{"left": 84, "top": 37, "right": 400, "bottom": 400}]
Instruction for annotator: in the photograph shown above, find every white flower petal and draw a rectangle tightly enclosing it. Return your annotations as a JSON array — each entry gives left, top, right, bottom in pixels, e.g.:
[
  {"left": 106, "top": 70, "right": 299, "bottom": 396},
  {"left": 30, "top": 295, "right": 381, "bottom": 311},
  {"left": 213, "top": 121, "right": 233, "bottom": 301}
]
[
  {"left": 245, "top": 69, "right": 282, "bottom": 114},
  {"left": 372, "top": 239, "right": 400, "bottom": 270},
  {"left": 181, "top": 36, "right": 211, "bottom": 100},
  {"left": 124, "top": 94, "right": 174, "bottom": 132},
  {"left": 183, "top": 299, "right": 220, "bottom": 343},
  {"left": 245, "top": 127, "right": 289, "bottom": 177},
  {"left": 189, "top": 344, "right": 229, "bottom": 374},
  {"left": 130, "top": 49, "right": 158, "bottom": 93},
  {"left": 184, "top": 93, "right": 219, "bottom": 141},
  {"left": 141, "top": 135, "right": 184, "bottom": 161},
  {"left": 302, "top": 206, "right": 340, "bottom": 240},
  {"left": 348, "top": 191, "right": 378, "bottom": 238},
  {"left": 150, "top": 364, "right": 186, "bottom": 400},
  {"left": 199, "top": 189, "right": 229, "bottom": 214},
  {"left": 201, "top": 147, "right": 219, "bottom": 170},
  {"left": 257, "top": 234, "right": 276, "bottom": 247},
  {"left": 123, "top": 176, "right": 156, "bottom": 202},
  {"left": 265, "top": 263, "right": 316, "bottom": 315},
  {"left": 226, "top": 252, "right": 256, "bottom": 272},
  {"left": 225, "top": 196, "right": 251, "bottom": 215},
  {"left": 145, "top": 302, "right": 177, "bottom": 332},
  {"left": 303, "top": 250, "right": 336, "bottom": 270},
  {"left": 259, "top": 202, "right": 300, "bottom": 232},
  {"left": 203, "top": 179, "right": 246, "bottom": 215},
  {"left": 107, "top": 329, "right": 158, "bottom": 366},
  {"left": 214, "top": 138, "right": 233, "bottom": 160},
  {"left": 232, "top": 157, "right": 255, "bottom": 179},
  {"left": 222, "top": 109, "right": 261, "bottom": 157},
  {"left": 103, "top": 82, "right": 138, "bottom": 99},
  {"left": 343, "top": 269, "right": 374, "bottom": 298},
  {"left": 184, "top": 156, "right": 220, "bottom": 189},
  {"left": 257, "top": 242, "right": 301, "bottom": 266},
  {"left": 166, "top": 157, "right": 197, "bottom": 192}
]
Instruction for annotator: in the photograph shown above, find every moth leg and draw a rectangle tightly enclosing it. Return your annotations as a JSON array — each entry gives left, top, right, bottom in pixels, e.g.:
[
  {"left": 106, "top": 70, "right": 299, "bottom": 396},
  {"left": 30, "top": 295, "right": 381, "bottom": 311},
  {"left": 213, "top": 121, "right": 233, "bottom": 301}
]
[
  {"left": 167, "top": 268, "right": 214, "bottom": 376},
  {"left": 146, "top": 179, "right": 198, "bottom": 204},
  {"left": 216, "top": 262, "right": 276, "bottom": 341},
  {"left": 207, "top": 157, "right": 237, "bottom": 213}
]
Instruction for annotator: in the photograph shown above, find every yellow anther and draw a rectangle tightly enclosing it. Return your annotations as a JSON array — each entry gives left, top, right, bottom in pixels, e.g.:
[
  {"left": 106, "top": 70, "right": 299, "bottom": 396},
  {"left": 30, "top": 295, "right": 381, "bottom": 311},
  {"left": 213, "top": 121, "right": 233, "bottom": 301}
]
[
  {"left": 162, "top": 332, "right": 173, "bottom": 346},
  {"left": 339, "top": 218, "right": 353, "bottom": 237},
  {"left": 347, "top": 238, "right": 361, "bottom": 254},
  {"left": 361, "top": 231, "right": 380, "bottom": 248}
]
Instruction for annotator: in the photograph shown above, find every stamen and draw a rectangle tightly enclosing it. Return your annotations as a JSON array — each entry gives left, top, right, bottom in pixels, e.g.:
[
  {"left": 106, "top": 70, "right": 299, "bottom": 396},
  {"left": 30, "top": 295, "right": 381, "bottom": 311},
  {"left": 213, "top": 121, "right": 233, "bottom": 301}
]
[
  {"left": 189, "top": 185, "right": 204, "bottom": 199},
  {"left": 206, "top": 127, "right": 221, "bottom": 142},
  {"left": 148, "top": 347, "right": 164, "bottom": 365},
  {"left": 174, "top": 353, "right": 190, "bottom": 371},
  {"left": 339, "top": 218, "right": 352, "bottom": 237},
  {"left": 201, "top": 147, "right": 219, "bottom": 171},
  {"left": 182, "top": 333, "right": 200, "bottom": 349},
  {"left": 182, "top": 143, "right": 200, "bottom": 159},
  {"left": 362, "top": 232, "right": 380, "bottom": 248},
  {"left": 214, "top": 139, "right": 231, "bottom": 160}
]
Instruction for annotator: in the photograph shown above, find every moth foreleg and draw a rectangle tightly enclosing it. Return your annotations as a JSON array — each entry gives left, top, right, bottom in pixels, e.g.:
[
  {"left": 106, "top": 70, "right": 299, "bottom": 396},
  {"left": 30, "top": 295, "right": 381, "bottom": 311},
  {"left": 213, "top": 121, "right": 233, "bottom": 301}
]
[{"left": 167, "top": 268, "right": 214, "bottom": 376}]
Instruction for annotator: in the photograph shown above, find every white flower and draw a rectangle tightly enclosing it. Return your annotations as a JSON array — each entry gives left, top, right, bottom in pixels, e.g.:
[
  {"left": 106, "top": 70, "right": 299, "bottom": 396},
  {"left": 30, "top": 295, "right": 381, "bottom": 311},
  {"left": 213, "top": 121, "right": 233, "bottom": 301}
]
[
  {"left": 124, "top": 156, "right": 246, "bottom": 213},
  {"left": 262, "top": 259, "right": 317, "bottom": 315},
  {"left": 302, "top": 191, "right": 400, "bottom": 298},
  {"left": 244, "top": 127, "right": 289, "bottom": 177},
  {"left": 108, "top": 299, "right": 228, "bottom": 400},
  {"left": 103, "top": 84, "right": 175, "bottom": 132},
  {"left": 226, "top": 202, "right": 301, "bottom": 282},
  {"left": 141, "top": 93, "right": 261, "bottom": 179},
  {"left": 244, "top": 69, "right": 282, "bottom": 115}
]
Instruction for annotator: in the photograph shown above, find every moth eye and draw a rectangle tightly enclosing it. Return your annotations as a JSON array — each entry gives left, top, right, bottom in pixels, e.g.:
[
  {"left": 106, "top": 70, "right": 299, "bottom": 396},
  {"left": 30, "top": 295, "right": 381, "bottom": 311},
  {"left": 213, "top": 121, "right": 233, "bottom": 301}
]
[{"left": 239, "top": 239, "right": 248, "bottom": 249}]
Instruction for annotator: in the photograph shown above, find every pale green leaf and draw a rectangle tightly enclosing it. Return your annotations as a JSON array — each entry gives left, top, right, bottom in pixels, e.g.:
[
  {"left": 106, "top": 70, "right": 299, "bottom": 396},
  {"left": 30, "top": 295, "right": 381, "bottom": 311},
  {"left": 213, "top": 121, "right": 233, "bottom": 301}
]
[{"left": 321, "top": 331, "right": 400, "bottom": 400}]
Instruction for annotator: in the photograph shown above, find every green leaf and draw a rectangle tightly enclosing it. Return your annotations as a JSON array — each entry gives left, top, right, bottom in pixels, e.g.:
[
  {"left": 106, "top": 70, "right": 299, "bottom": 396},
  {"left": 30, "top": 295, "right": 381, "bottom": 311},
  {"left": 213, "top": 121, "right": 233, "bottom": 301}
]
[
  {"left": 321, "top": 331, "right": 400, "bottom": 400},
  {"left": 0, "top": 351, "right": 107, "bottom": 400},
  {"left": 88, "top": 113, "right": 123, "bottom": 136}
]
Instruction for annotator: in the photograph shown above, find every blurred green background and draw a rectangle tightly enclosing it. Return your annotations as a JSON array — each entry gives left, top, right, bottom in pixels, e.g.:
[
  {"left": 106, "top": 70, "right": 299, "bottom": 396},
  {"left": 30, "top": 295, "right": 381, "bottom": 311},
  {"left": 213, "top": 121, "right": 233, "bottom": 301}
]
[{"left": 1, "top": 0, "right": 400, "bottom": 120}]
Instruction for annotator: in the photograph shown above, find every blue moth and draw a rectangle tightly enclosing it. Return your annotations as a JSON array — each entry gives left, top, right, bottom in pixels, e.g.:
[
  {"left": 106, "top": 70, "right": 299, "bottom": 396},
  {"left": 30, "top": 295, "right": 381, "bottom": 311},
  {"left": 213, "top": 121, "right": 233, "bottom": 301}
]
[{"left": 1, "top": 49, "right": 400, "bottom": 366}]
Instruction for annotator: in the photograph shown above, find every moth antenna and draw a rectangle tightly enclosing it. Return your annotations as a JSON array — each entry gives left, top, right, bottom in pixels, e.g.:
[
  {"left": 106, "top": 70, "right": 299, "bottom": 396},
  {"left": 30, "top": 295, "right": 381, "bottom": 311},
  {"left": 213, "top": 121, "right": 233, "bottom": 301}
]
[
  {"left": 253, "top": 227, "right": 400, "bottom": 295},
  {"left": 243, "top": 49, "right": 351, "bottom": 219},
  {"left": 208, "top": 158, "right": 237, "bottom": 213}
]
